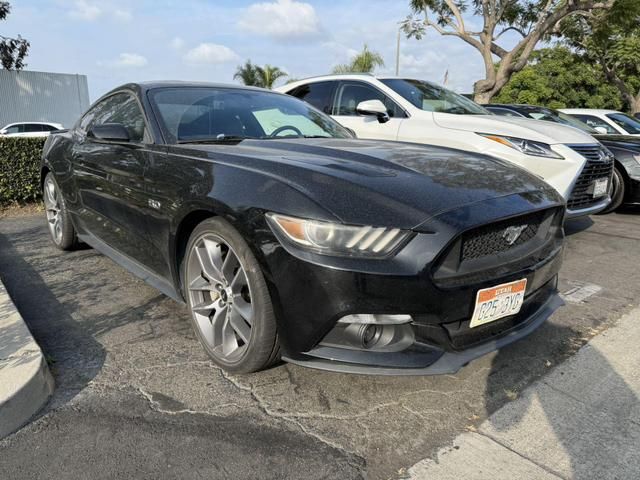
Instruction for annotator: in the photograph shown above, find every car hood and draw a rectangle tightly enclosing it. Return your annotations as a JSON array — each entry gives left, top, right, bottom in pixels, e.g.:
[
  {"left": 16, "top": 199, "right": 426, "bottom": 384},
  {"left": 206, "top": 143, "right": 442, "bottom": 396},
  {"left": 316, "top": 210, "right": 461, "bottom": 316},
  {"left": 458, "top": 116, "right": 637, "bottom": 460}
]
[
  {"left": 179, "top": 138, "right": 562, "bottom": 230},
  {"left": 595, "top": 134, "right": 640, "bottom": 152},
  {"left": 432, "top": 113, "right": 596, "bottom": 145}
]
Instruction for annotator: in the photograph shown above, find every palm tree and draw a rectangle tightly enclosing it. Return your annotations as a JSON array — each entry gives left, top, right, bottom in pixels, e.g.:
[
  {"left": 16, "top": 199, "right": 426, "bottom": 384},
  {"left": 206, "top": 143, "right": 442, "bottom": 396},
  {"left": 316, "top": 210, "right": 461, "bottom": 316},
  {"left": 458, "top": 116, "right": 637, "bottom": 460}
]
[
  {"left": 332, "top": 44, "right": 385, "bottom": 74},
  {"left": 234, "top": 60, "right": 262, "bottom": 87},
  {"left": 256, "top": 64, "right": 288, "bottom": 89}
]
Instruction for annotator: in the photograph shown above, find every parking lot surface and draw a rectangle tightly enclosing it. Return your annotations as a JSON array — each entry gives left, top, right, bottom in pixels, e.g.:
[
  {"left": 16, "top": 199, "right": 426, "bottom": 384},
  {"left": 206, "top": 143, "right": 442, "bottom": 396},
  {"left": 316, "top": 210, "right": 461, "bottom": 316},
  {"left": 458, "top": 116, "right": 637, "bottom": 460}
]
[{"left": 1, "top": 209, "right": 639, "bottom": 479}]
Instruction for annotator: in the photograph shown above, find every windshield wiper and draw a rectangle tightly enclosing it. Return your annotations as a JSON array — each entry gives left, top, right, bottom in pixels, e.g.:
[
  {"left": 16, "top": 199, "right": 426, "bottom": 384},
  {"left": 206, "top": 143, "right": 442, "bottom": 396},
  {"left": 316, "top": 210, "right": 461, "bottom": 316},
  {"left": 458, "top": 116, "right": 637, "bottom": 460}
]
[
  {"left": 176, "top": 135, "right": 254, "bottom": 144},
  {"left": 259, "top": 134, "right": 332, "bottom": 140}
]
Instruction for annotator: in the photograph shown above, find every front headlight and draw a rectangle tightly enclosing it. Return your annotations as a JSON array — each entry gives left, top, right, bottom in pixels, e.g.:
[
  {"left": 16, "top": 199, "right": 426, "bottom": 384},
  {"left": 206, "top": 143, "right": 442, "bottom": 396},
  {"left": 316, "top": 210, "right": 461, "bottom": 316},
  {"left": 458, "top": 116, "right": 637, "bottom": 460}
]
[
  {"left": 266, "top": 213, "right": 410, "bottom": 258},
  {"left": 477, "top": 133, "right": 564, "bottom": 159}
]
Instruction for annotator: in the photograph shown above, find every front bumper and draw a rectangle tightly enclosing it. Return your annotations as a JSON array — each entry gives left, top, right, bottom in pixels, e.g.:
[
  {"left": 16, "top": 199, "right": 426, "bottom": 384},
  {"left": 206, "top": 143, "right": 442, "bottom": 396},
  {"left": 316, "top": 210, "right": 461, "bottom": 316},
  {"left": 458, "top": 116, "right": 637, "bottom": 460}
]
[
  {"left": 284, "top": 289, "right": 563, "bottom": 375},
  {"left": 252, "top": 193, "right": 565, "bottom": 375}
]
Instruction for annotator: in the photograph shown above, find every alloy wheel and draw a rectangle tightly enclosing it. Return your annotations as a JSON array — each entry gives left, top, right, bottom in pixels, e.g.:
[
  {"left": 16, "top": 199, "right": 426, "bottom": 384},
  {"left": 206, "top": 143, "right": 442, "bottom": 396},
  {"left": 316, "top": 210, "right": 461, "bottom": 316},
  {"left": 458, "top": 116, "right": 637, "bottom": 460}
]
[
  {"left": 187, "top": 234, "right": 254, "bottom": 362},
  {"left": 44, "top": 176, "right": 63, "bottom": 244}
]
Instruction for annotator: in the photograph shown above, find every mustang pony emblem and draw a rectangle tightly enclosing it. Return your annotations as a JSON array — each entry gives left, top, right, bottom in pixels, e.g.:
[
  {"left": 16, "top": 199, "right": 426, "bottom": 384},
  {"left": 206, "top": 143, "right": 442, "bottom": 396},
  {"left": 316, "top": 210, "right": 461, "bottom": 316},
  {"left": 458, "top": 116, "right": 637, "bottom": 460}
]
[{"left": 502, "top": 225, "right": 528, "bottom": 245}]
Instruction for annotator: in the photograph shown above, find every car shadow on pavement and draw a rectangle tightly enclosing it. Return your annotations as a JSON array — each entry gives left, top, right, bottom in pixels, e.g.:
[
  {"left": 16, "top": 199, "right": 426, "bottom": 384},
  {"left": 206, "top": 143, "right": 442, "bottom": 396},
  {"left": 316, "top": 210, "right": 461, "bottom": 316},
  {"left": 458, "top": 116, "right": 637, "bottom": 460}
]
[
  {"left": 484, "top": 321, "right": 638, "bottom": 479},
  {"left": 564, "top": 216, "right": 594, "bottom": 236},
  {"left": 0, "top": 227, "right": 166, "bottom": 412}
]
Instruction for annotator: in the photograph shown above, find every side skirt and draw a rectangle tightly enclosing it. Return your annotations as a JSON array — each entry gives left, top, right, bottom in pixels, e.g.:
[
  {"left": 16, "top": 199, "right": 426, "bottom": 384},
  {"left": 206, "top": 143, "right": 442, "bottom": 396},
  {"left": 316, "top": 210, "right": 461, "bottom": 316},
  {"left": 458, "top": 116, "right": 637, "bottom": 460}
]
[{"left": 77, "top": 232, "right": 184, "bottom": 304}]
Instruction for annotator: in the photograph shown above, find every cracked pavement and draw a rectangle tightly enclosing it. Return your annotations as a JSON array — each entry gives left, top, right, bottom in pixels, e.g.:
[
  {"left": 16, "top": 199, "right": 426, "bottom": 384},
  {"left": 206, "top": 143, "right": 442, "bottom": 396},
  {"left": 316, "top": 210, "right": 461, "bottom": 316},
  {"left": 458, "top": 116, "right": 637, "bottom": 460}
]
[{"left": 1, "top": 208, "right": 639, "bottom": 479}]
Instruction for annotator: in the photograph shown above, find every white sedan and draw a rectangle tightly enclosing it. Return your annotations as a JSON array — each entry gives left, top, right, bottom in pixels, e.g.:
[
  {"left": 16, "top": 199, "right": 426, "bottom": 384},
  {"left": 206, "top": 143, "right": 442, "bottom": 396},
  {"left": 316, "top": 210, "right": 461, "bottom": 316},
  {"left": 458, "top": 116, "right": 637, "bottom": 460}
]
[{"left": 0, "top": 122, "right": 64, "bottom": 137}]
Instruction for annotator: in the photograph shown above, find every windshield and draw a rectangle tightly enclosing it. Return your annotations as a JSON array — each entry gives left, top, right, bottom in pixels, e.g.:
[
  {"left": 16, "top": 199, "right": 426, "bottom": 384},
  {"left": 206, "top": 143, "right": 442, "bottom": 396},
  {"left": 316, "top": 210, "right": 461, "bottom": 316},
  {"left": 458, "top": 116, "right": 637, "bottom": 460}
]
[
  {"left": 380, "top": 78, "right": 488, "bottom": 115},
  {"left": 516, "top": 106, "right": 598, "bottom": 134},
  {"left": 606, "top": 113, "right": 640, "bottom": 135},
  {"left": 149, "top": 87, "right": 352, "bottom": 143}
]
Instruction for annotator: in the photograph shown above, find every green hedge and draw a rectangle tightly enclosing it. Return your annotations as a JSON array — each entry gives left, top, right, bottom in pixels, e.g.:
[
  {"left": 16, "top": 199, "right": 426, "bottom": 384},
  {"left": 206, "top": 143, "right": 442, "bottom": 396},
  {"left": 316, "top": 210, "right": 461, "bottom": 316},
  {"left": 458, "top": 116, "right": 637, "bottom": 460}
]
[{"left": 0, "top": 137, "right": 46, "bottom": 205}]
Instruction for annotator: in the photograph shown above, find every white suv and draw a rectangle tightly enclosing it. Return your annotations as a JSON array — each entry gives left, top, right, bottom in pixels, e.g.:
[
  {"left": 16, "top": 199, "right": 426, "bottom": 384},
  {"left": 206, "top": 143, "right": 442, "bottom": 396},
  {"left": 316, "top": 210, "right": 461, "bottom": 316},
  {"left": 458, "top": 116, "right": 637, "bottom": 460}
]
[
  {"left": 0, "top": 122, "right": 63, "bottom": 137},
  {"left": 559, "top": 109, "right": 640, "bottom": 137},
  {"left": 277, "top": 75, "right": 613, "bottom": 217}
]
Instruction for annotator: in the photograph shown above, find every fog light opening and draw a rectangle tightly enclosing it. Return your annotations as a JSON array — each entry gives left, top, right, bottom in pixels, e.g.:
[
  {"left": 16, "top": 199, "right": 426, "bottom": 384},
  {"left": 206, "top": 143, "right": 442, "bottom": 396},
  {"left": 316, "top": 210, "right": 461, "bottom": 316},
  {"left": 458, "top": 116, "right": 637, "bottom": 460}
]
[{"left": 360, "top": 324, "right": 382, "bottom": 349}]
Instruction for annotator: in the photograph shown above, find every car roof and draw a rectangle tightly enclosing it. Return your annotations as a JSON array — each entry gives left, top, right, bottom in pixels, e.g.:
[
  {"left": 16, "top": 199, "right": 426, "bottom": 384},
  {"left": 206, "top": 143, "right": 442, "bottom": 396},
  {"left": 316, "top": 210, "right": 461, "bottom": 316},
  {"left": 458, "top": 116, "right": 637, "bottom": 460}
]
[
  {"left": 3, "top": 121, "right": 62, "bottom": 126},
  {"left": 559, "top": 108, "right": 621, "bottom": 115},
  {"left": 100, "top": 81, "right": 275, "bottom": 100}
]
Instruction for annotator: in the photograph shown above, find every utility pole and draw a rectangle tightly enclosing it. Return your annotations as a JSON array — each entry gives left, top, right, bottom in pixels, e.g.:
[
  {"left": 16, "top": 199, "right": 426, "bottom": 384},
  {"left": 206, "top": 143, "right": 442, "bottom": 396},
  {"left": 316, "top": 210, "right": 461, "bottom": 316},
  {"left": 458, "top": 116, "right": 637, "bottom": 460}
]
[{"left": 395, "top": 27, "right": 400, "bottom": 76}]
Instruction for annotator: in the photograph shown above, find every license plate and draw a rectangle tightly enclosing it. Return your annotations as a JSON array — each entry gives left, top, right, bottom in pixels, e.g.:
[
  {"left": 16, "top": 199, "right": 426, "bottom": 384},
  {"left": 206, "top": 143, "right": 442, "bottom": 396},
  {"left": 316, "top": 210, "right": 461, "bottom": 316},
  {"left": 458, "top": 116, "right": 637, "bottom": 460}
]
[
  {"left": 470, "top": 279, "right": 527, "bottom": 328},
  {"left": 593, "top": 178, "right": 608, "bottom": 198}
]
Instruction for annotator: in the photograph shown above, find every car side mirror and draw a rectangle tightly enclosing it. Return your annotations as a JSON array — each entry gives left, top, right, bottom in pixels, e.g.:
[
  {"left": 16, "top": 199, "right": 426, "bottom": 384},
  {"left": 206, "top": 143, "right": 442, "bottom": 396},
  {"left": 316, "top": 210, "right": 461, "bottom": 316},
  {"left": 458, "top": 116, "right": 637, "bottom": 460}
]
[
  {"left": 594, "top": 126, "right": 608, "bottom": 135},
  {"left": 356, "top": 100, "right": 390, "bottom": 124},
  {"left": 88, "top": 123, "right": 130, "bottom": 142}
]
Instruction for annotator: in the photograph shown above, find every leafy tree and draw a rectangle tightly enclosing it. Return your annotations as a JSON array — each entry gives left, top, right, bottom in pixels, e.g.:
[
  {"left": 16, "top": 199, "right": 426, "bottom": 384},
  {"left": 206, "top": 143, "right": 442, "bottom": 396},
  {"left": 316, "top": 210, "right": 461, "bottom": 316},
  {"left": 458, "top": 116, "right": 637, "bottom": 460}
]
[
  {"left": 0, "top": 1, "right": 29, "bottom": 70},
  {"left": 402, "top": 0, "right": 617, "bottom": 103},
  {"left": 234, "top": 60, "right": 262, "bottom": 87},
  {"left": 255, "top": 64, "right": 288, "bottom": 89},
  {"left": 560, "top": 1, "right": 640, "bottom": 113},
  {"left": 492, "top": 47, "right": 622, "bottom": 110},
  {"left": 234, "top": 61, "right": 288, "bottom": 89},
  {"left": 332, "top": 44, "right": 385, "bottom": 74}
]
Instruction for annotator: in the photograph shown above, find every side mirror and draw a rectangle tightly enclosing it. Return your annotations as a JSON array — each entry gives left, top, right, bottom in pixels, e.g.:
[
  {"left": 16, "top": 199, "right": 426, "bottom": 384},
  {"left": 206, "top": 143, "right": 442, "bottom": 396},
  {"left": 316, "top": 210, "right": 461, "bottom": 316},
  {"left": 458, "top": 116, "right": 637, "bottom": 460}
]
[
  {"left": 594, "top": 126, "right": 608, "bottom": 135},
  {"left": 88, "top": 123, "right": 130, "bottom": 142},
  {"left": 356, "top": 100, "right": 390, "bottom": 124}
]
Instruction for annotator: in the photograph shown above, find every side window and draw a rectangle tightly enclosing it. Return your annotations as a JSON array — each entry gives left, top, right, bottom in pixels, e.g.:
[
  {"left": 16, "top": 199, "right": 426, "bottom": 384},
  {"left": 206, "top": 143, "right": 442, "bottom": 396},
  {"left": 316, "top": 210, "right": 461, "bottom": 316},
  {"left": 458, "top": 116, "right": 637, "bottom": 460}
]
[
  {"left": 573, "top": 115, "right": 616, "bottom": 134},
  {"left": 80, "top": 93, "right": 148, "bottom": 142},
  {"left": 5, "top": 125, "right": 23, "bottom": 134},
  {"left": 42, "top": 124, "right": 59, "bottom": 131},
  {"left": 25, "top": 124, "right": 43, "bottom": 132},
  {"left": 334, "top": 82, "right": 403, "bottom": 118},
  {"left": 289, "top": 81, "right": 335, "bottom": 114}
]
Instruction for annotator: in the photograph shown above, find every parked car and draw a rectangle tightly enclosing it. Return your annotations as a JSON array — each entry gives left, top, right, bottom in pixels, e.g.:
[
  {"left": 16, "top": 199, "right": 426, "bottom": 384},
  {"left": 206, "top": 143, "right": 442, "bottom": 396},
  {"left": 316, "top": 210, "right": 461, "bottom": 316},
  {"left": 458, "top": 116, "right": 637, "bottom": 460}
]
[
  {"left": 276, "top": 75, "right": 613, "bottom": 218},
  {"left": 41, "top": 82, "right": 566, "bottom": 375},
  {"left": 485, "top": 104, "right": 640, "bottom": 212},
  {"left": 0, "top": 121, "right": 63, "bottom": 137},
  {"left": 559, "top": 109, "right": 640, "bottom": 137}
]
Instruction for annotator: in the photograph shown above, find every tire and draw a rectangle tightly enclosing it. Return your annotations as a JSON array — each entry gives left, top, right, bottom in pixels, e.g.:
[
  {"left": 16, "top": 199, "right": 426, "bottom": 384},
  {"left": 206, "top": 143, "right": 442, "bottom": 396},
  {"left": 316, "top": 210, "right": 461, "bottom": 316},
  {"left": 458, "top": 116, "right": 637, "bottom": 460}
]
[
  {"left": 182, "top": 217, "right": 280, "bottom": 374},
  {"left": 43, "top": 172, "right": 78, "bottom": 250},
  {"left": 598, "top": 167, "right": 625, "bottom": 215}
]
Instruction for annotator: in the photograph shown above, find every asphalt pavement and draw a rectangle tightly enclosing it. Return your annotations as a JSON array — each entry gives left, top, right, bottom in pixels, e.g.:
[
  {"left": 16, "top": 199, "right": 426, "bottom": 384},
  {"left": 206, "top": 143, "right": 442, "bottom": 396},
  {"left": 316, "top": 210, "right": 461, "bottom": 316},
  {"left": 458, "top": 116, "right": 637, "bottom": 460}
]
[{"left": 0, "top": 207, "right": 639, "bottom": 479}]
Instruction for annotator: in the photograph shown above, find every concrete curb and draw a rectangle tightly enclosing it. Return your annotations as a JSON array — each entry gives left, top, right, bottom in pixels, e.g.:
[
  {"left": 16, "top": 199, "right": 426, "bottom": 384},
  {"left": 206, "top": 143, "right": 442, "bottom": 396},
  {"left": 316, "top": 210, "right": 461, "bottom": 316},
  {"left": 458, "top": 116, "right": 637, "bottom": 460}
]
[{"left": 0, "top": 279, "right": 54, "bottom": 438}]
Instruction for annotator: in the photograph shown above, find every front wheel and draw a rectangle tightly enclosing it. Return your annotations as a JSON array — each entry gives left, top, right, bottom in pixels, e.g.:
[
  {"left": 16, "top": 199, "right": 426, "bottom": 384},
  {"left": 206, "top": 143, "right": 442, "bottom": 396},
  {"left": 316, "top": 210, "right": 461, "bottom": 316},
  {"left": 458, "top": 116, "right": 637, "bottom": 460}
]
[
  {"left": 183, "top": 217, "right": 280, "bottom": 374},
  {"left": 43, "top": 173, "right": 78, "bottom": 250},
  {"left": 598, "top": 167, "right": 625, "bottom": 215}
]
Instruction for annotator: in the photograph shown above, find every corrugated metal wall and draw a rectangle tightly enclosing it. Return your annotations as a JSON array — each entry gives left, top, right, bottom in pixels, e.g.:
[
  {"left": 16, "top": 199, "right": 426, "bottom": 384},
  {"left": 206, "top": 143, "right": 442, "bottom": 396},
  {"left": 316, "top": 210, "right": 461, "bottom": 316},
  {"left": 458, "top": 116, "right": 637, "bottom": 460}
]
[{"left": 0, "top": 69, "right": 90, "bottom": 128}]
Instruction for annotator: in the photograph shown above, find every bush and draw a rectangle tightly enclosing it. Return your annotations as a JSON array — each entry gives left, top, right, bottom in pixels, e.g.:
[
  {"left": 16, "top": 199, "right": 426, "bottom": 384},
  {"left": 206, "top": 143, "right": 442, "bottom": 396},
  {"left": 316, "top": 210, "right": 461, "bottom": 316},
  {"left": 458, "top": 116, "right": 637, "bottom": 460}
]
[{"left": 0, "top": 137, "right": 45, "bottom": 205}]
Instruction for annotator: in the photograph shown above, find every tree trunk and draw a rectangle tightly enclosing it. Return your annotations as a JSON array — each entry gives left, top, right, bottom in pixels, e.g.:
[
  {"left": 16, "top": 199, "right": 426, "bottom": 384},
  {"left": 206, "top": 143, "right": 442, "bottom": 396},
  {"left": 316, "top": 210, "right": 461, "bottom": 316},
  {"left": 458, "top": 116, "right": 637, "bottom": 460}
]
[
  {"left": 473, "top": 90, "right": 494, "bottom": 104},
  {"left": 631, "top": 94, "right": 640, "bottom": 115}
]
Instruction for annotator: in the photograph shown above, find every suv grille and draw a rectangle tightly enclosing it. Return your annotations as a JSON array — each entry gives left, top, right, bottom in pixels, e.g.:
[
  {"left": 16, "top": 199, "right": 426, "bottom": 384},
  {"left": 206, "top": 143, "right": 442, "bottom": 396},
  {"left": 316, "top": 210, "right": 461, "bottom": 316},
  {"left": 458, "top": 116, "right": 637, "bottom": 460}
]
[
  {"left": 567, "top": 145, "right": 614, "bottom": 211},
  {"left": 461, "top": 210, "right": 546, "bottom": 260}
]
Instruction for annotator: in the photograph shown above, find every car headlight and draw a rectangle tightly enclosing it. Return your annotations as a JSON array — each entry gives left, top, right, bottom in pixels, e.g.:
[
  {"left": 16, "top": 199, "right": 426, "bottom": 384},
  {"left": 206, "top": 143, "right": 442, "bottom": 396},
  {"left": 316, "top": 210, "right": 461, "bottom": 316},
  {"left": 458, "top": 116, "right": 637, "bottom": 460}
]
[
  {"left": 477, "top": 133, "right": 564, "bottom": 159},
  {"left": 266, "top": 213, "right": 410, "bottom": 257}
]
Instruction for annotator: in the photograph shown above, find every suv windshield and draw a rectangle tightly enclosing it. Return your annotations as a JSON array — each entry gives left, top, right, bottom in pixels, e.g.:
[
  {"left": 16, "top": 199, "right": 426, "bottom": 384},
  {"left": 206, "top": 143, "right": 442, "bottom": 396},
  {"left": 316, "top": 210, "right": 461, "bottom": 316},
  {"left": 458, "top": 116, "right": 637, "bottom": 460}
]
[
  {"left": 150, "top": 87, "right": 352, "bottom": 143},
  {"left": 517, "top": 106, "right": 598, "bottom": 134},
  {"left": 606, "top": 113, "right": 640, "bottom": 135},
  {"left": 380, "top": 78, "right": 488, "bottom": 115}
]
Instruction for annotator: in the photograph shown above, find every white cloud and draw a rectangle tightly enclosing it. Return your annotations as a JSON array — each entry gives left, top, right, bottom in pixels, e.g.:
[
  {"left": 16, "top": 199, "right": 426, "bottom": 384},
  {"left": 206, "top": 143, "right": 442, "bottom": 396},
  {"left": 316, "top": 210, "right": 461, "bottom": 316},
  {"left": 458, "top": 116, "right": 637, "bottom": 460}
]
[
  {"left": 238, "top": 0, "right": 321, "bottom": 40},
  {"left": 185, "top": 43, "right": 238, "bottom": 64},
  {"left": 68, "top": 1, "right": 132, "bottom": 22},
  {"left": 171, "top": 37, "right": 185, "bottom": 50},
  {"left": 68, "top": 0, "right": 101, "bottom": 21},
  {"left": 113, "top": 9, "right": 132, "bottom": 22},
  {"left": 114, "top": 53, "right": 148, "bottom": 67}
]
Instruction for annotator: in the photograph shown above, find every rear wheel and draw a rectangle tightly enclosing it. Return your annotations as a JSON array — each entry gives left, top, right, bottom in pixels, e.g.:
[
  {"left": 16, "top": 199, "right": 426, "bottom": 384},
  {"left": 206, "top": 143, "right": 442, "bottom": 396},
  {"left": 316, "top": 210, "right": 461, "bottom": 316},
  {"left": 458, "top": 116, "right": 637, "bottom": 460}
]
[
  {"left": 43, "top": 173, "right": 78, "bottom": 250},
  {"left": 183, "top": 217, "right": 280, "bottom": 373},
  {"left": 598, "top": 167, "right": 625, "bottom": 214}
]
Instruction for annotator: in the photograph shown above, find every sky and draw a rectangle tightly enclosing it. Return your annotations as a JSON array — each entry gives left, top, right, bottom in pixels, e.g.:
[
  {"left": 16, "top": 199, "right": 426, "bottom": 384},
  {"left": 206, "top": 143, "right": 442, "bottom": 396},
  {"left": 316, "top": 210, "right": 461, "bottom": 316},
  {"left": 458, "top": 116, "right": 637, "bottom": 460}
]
[{"left": 2, "top": 0, "right": 512, "bottom": 102}]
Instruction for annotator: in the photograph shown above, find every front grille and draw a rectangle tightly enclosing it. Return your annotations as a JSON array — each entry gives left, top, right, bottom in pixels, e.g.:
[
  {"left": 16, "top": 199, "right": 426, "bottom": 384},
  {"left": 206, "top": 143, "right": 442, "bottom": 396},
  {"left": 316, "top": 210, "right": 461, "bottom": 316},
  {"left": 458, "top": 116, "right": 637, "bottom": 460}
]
[
  {"left": 567, "top": 145, "right": 614, "bottom": 210},
  {"left": 461, "top": 210, "right": 546, "bottom": 260}
]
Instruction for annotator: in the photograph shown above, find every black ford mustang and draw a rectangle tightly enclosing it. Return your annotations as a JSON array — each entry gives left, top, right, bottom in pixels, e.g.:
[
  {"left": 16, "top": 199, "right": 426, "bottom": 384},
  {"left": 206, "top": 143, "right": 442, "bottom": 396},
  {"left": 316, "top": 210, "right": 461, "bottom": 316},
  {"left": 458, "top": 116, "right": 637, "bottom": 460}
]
[{"left": 41, "top": 82, "right": 565, "bottom": 374}]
